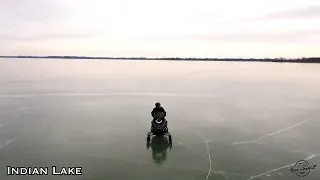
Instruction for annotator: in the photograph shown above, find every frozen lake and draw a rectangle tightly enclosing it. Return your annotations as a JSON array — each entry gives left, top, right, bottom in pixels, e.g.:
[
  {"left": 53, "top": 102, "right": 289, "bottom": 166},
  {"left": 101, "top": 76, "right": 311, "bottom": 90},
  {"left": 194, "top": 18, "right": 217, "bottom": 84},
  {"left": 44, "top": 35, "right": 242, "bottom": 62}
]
[{"left": 0, "top": 59, "right": 320, "bottom": 180}]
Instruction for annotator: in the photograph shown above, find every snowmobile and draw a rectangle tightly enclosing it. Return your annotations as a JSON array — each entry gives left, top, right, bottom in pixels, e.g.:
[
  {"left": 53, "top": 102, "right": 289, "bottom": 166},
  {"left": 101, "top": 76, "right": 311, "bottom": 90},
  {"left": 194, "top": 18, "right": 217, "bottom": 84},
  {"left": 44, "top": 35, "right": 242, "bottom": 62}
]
[{"left": 147, "top": 112, "right": 172, "bottom": 143}]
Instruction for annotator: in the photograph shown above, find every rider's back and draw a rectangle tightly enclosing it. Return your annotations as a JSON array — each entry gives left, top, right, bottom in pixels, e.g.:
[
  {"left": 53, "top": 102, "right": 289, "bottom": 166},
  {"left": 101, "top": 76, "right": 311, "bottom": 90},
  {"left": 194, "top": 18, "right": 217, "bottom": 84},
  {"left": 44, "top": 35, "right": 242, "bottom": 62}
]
[{"left": 152, "top": 107, "right": 166, "bottom": 117}]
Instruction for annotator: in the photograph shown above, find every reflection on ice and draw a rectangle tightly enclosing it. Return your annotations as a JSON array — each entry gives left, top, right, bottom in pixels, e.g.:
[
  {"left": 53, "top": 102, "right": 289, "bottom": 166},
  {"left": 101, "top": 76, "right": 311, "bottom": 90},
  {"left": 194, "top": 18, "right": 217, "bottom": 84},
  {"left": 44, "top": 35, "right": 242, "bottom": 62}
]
[{"left": 147, "top": 136, "right": 172, "bottom": 164}]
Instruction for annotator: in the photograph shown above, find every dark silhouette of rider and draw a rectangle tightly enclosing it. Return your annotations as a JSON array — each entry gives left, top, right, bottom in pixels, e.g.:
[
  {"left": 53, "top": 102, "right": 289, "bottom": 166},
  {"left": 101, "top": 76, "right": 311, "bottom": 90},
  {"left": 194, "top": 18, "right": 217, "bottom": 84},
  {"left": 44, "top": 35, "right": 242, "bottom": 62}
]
[{"left": 151, "top": 102, "right": 166, "bottom": 120}]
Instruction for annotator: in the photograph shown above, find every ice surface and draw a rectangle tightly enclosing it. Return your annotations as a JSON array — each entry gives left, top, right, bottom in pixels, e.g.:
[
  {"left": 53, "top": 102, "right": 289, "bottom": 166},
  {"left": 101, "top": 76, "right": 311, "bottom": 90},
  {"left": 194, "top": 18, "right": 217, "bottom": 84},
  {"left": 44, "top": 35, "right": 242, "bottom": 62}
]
[{"left": 0, "top": 59, "right": 320, "bottom": 180}]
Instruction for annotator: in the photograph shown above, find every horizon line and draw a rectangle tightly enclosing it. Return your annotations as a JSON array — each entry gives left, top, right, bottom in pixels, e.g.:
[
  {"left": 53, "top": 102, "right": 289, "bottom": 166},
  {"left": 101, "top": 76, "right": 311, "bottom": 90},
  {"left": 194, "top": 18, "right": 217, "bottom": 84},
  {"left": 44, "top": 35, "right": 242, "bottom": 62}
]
[
  {"left": 1, "top": 55, "right": 319, "bottom": 60},
  {"left": 1, "top": 56, "right": 320, "bottom": 63}
]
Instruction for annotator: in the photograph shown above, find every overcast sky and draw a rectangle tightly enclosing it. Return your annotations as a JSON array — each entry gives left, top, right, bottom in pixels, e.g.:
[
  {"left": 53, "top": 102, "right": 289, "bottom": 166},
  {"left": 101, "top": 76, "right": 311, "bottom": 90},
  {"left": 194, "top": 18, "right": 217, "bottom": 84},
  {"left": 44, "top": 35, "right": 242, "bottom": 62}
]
[{"left": 0, "top": 0, "right": 319, "bottom": 58}]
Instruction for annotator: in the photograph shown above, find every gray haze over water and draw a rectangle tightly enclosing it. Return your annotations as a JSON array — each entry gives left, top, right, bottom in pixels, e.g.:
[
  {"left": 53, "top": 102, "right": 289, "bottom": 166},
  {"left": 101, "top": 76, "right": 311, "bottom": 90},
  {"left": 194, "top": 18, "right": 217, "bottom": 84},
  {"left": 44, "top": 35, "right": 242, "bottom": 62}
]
[{"left": 0, "top": 59, "right": 320, "bottom": 180}]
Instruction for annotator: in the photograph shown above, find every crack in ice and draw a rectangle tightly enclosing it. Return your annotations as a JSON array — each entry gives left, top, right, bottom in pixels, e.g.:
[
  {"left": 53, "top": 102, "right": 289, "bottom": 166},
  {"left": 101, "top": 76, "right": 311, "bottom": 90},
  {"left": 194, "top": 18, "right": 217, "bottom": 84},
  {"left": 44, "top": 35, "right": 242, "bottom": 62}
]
[
  {"left": 245, "top": 154, "right": 319, "bottom": 180},
  {"left": 232, "top": 118, "right": 314, "bottom": 145},
  {"left": 197, "top": 132, "right": 212, "bottom": 180},
  {"left": 255, "top": 142, "right": 314, "bottom": 155},
  {"left": 0, "top": 137, "right": 16, "bottom": 150}
]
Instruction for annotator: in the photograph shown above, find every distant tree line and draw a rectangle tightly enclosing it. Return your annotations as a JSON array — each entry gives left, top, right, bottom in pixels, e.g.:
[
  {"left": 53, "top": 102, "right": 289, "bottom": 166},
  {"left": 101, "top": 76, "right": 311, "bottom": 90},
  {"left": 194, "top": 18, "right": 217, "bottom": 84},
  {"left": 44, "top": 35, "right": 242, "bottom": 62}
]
[{"left": 0, "top": 56, "right": 319, "bottom": 63}]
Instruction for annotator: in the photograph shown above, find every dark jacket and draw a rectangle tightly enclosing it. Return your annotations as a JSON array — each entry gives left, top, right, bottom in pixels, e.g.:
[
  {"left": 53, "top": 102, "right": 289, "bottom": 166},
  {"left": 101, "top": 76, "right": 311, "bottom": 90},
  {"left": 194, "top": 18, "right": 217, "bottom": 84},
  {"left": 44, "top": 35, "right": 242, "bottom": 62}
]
[{"left": 151, "top": 107, "right": 167, "bottom": 117}]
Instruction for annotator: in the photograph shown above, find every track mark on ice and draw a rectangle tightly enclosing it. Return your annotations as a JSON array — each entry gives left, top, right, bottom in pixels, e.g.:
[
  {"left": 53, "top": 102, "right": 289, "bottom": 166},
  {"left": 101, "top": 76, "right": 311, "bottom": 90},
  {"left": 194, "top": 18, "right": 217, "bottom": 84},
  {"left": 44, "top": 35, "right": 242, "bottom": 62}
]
[
  {"left": 196, "top": 132, "right": 212, "bottom": 180},
  {"left": 232, "top": 118, "right": 314, "bottom": 145},
  {"left": 245, "top": 154, "right": 319, "bottom": 180}
]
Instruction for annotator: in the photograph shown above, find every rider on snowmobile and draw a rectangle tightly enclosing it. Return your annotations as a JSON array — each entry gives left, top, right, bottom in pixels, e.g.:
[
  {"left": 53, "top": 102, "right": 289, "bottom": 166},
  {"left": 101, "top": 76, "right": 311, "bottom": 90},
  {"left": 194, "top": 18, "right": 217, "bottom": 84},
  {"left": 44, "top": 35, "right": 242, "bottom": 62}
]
[{"left": 151, "top": 102, "right": 166, "bottom": 120}]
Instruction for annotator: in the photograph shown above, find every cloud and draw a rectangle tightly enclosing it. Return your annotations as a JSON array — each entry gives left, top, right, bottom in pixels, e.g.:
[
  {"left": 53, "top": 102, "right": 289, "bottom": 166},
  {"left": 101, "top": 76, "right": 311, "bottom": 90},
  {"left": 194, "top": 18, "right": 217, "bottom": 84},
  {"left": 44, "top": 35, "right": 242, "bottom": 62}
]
[
  {"left": 0, "top": 32, "right": 99, "bottom": 42},
  {"left": 0, "top": 0, "right": 65, "bottom": 20},
  {"left": 1, "top": 0, "right": 320, "bottom": 57},
  {"left": 177, "top": 30, "right": 320, "bottom": 44},
  {"left": 223, "top": 5, "right": 320, "bottom": 24},
  {"left": 0, "top": 0, "right": 69, "bottom": 40},
  {"left": 267, "top": 5, "right": 320, "bottom": 18},
  {"left": 0, "top": 0, "right": 103, "bottom": 45}
]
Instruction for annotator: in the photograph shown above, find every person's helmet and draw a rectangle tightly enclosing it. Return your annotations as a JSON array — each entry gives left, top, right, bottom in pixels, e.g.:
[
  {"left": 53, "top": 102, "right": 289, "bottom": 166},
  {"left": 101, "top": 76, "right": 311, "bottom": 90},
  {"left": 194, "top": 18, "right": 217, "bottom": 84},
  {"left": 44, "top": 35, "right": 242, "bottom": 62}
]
[{"left": 155, "top": 102, "right": 161, "bottom": 107}]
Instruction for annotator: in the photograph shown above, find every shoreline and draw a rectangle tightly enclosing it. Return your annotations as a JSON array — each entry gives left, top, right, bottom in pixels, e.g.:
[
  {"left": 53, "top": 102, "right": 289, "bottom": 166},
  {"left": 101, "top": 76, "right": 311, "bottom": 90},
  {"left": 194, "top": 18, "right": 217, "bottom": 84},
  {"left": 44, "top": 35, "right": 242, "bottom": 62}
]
[{"left": 0, "top": 56, "right": 319, "bottom": 63}]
